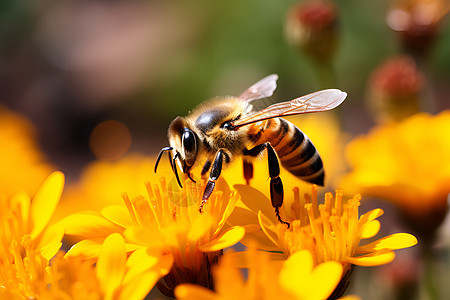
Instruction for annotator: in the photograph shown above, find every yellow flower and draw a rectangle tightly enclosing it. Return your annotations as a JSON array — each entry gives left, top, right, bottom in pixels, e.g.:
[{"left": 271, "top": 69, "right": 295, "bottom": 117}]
[
  {"left": 228, "top": 184, "right": 418, "bottom": 277},
  {"left": 0, "top": 171, "right": 65, "bottom": 298},
  {"left": 0, "top": 106, "right": 54, "bottom": 197},
  {"left": 0, "top": 241, "right": 49, "bottom": 299},
  {"left": 59, "top": 177, "right": 245, "bottom": 298},
  {"left": 0, "top": 171, "right": 65, "bottom": 259},
  {"left": 342, "top": 111, "right": 450, "bottom": 237},
  {"left": 175, "top": 248, "right": 360, "bottom": 300},
  {"left": 39, "top": 233, "right": 172, "bottom": 300}
]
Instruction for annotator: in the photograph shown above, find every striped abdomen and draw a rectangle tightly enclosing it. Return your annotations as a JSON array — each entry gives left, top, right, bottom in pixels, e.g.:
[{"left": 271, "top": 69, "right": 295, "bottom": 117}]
[{"left": 248, "top": 118, "right": 324, "bottom": 186}]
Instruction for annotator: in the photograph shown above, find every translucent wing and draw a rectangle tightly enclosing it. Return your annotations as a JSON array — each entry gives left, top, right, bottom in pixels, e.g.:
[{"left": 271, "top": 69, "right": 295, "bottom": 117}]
[
  {"left": 232, "top": 89, "right": 347, "bottom": 128},
  {"left": 238, "top": 74, "right": 279, "bottom": 102}
]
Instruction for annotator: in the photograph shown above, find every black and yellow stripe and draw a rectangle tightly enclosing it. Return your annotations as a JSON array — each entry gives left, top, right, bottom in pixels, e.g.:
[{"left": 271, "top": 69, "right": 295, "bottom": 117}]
[{"left": 248, "top": 118, "right": 324, "bottom": 186}]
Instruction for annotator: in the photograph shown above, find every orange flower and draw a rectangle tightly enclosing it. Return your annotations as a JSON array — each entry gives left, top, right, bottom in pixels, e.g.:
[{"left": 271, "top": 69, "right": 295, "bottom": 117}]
[
  {"left": 40, "top": 233, "right": 172, "bottom": 300},
  {"left": 228, "top": 184, "right": 417, "bottom": 278},
  {"left": 0, "top": 171, "right": 65, "bottom": 298},
  {"left": 176, "top": 248, "right": 360, "bottom": 300},
  {"left": 58, "top": 177, "right": 244, "bottom": 298},
  {"left": 342, "top": 111, "right": 450, "bottom": 237}
]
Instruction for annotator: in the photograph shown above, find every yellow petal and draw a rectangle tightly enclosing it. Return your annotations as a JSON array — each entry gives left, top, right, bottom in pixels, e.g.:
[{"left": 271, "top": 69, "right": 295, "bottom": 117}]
[
  {"left": 226, "top": 250, "right": 285, "bottom": 269},
  {"left": 10, "top": 192, "right": 30, "bottom": 229},
  {"left": 362, "top": 208, "right": 384, "bottom": 223},
  {"left": 65, "top": 239, "right": 103, "bottom": 259},
  {"left": 154, "top": 253, "right": 174, "bottom": 276},
  {"left": 120, "top": 271, "right": 159, "bottom": 300},
  {"left": 30, "top": 171, "right": 65, "bottom": 239},
  {"left": 101, "top": 205, "right": 133, "bottom": 228},
  {"left": 57, "top": 211, "right": 123, "bottom": 238},
  {"left": 65, "top": 238, "right": 138, "bottom": 259},
  {"left": 234, "top": 184, "right": 277, "bottom": 223},
  {"left": 359, "top": 208, "right": 383, "bottom": 226},
  {"left": 198, "top": 226, "right": 245, "bottom": 252},
  {"left": 357, "top": 233, "right": 418, "bottom": 253},
  {"left": 243, "top": 224, "right": 261, "bottom": 233},
  {"left": 361, "top": 220, "right": 380, "bottom": 239},
  {"left": 126, "top": 252, "right": 173, "bottom": 281},
  {"left": 303, "top": 261, "right": 343, "bottom": 300},
  {"left": 257, "top": 211, "right": 279, "bottom": 248},
  {"left": 121, "top": 254, "right": 173, "bottom": 300},
  {"left": 36, "top": 224, "right": 64, "bottom": 260},
  {"left": 175, "top": 284, "right": 216, "bottom": 300},
  {"left": 96, "top": 233, "right": 126, "bottom": 300},
  {"left": 123, "top": 227, "right": 165, "bottom": 249},
  {"left": 188, "top": 214, "right": 214, "bottom": 242},
  {"left": 282, "top": 252, "right": 343, "bottom": 300},
  {"left": 239, "top": 228, "right": 280, "bottom": 252},
  {"left": 227, "top": 206, "right": 260, "bottom": 228},
  {"left": 238, "top": 223, "right": 280, "bottom": 251},
  {"left": 344, "top": 251, "right": 396, "bottom": 266},
  {"left": 119, "top": 271, "right": 160, "bottom": 300},
  {"left": 279, "top": 250, "right": 313, "bottom": 287},
  {"left": 213, "top": 252, "right": 245, "bottom": 297},
  {"left": 214, "top": 190, "right": 239, "bottom": 236},
  {"left": 124, "top": 249, "right": 169, "bottom": 282},
  {"left": 125, "top": 248, "right": 159, "bottom": 272}
]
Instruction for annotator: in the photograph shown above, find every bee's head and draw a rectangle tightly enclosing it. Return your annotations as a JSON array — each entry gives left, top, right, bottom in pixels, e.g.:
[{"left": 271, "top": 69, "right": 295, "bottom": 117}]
[
  {"left": 154, "top": 117, "right": 198, "bottom": 187},
  {"left": 168, "top": 116, "right": 199, "bottom": 171}
]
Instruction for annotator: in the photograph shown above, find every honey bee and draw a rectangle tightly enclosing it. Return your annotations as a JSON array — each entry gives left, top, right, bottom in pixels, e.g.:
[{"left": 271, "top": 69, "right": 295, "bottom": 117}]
[{"left": 155, "top": 74, "right": 347, "bottom": 226}]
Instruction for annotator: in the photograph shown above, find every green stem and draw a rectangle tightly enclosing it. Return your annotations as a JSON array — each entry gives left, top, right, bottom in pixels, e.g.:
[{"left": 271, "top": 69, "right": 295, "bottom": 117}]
[{"left": 422, "top": 245, "right": 439, "bottom": 300}]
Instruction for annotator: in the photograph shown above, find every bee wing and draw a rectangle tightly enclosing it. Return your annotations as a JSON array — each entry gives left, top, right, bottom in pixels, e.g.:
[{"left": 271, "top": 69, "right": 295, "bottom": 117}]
[
  {"left": 232, "top": 89, "right": 347, "bottom": 128},
  {"left": 238, "top": 74, "right": 279, "bottom": 102}
]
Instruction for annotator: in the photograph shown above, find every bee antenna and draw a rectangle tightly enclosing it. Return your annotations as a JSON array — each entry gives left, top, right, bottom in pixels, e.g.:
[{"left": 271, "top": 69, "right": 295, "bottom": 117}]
[
  {"left": 173, "top": 152, "right": 183, "bottom": 188},
  {"left": 154, "top": 147, "right": 173, "bottom": 173}
]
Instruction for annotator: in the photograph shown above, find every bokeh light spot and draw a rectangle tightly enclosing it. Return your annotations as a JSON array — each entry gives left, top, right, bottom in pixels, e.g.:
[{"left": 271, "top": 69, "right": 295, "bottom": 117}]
[{"left": 89, "top": 120, "right": 132, "bottom": 160}]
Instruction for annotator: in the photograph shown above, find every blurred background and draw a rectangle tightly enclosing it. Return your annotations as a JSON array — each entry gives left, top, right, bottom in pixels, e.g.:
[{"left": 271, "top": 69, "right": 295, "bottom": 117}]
[{"left": 1, "top": 0, "right": 450, "bottom": 299}]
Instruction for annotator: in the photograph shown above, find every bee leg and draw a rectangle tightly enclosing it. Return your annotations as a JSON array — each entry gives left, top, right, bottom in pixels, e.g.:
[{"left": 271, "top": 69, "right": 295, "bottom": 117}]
[
  {"left": 243, "top": 160, "right": 253, "bottom": 185},
  {"left": 199, "top": 150, "right": 225, "bottom": 212},
  {"left": 201, "top": 160, "right": 212, "bottom": 178},
  {"left": 244, "top": 143, "right": 290, "bottom": 228}
]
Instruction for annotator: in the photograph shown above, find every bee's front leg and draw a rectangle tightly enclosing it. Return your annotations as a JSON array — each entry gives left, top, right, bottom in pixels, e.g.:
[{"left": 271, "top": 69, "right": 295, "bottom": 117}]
[
  {"left": 243, "top": 143, "right": 290, "bottom": 228},
  {"left": 200, "top": 150, "right": 226, "bottom": 212}
]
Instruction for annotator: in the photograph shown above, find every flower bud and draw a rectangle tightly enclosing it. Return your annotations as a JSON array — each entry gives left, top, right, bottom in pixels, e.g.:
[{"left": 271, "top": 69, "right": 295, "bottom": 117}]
[
  {"left": 285, "top": 0, "right": 339, "bottom": 64},
  {"left": 367, "top": 56, "right": 423, "bottom": 123},
  {"left": 387, "top": 0, "right": 449, "bottom": 58}
]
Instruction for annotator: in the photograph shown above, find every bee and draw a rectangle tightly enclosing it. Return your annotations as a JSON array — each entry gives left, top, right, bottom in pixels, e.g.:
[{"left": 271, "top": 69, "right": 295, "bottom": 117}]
[{"left": 155, "top": 74, "right": 347, "bottom": 226}]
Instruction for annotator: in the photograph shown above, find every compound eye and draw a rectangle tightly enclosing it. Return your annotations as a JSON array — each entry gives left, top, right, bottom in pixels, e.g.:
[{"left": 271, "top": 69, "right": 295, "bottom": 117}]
[
  {"left": 182, "top": 128, "right": 197, "bottom": 166},
  {"left": 221, "top": 121, "right": 233, "bottom": 130}
]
